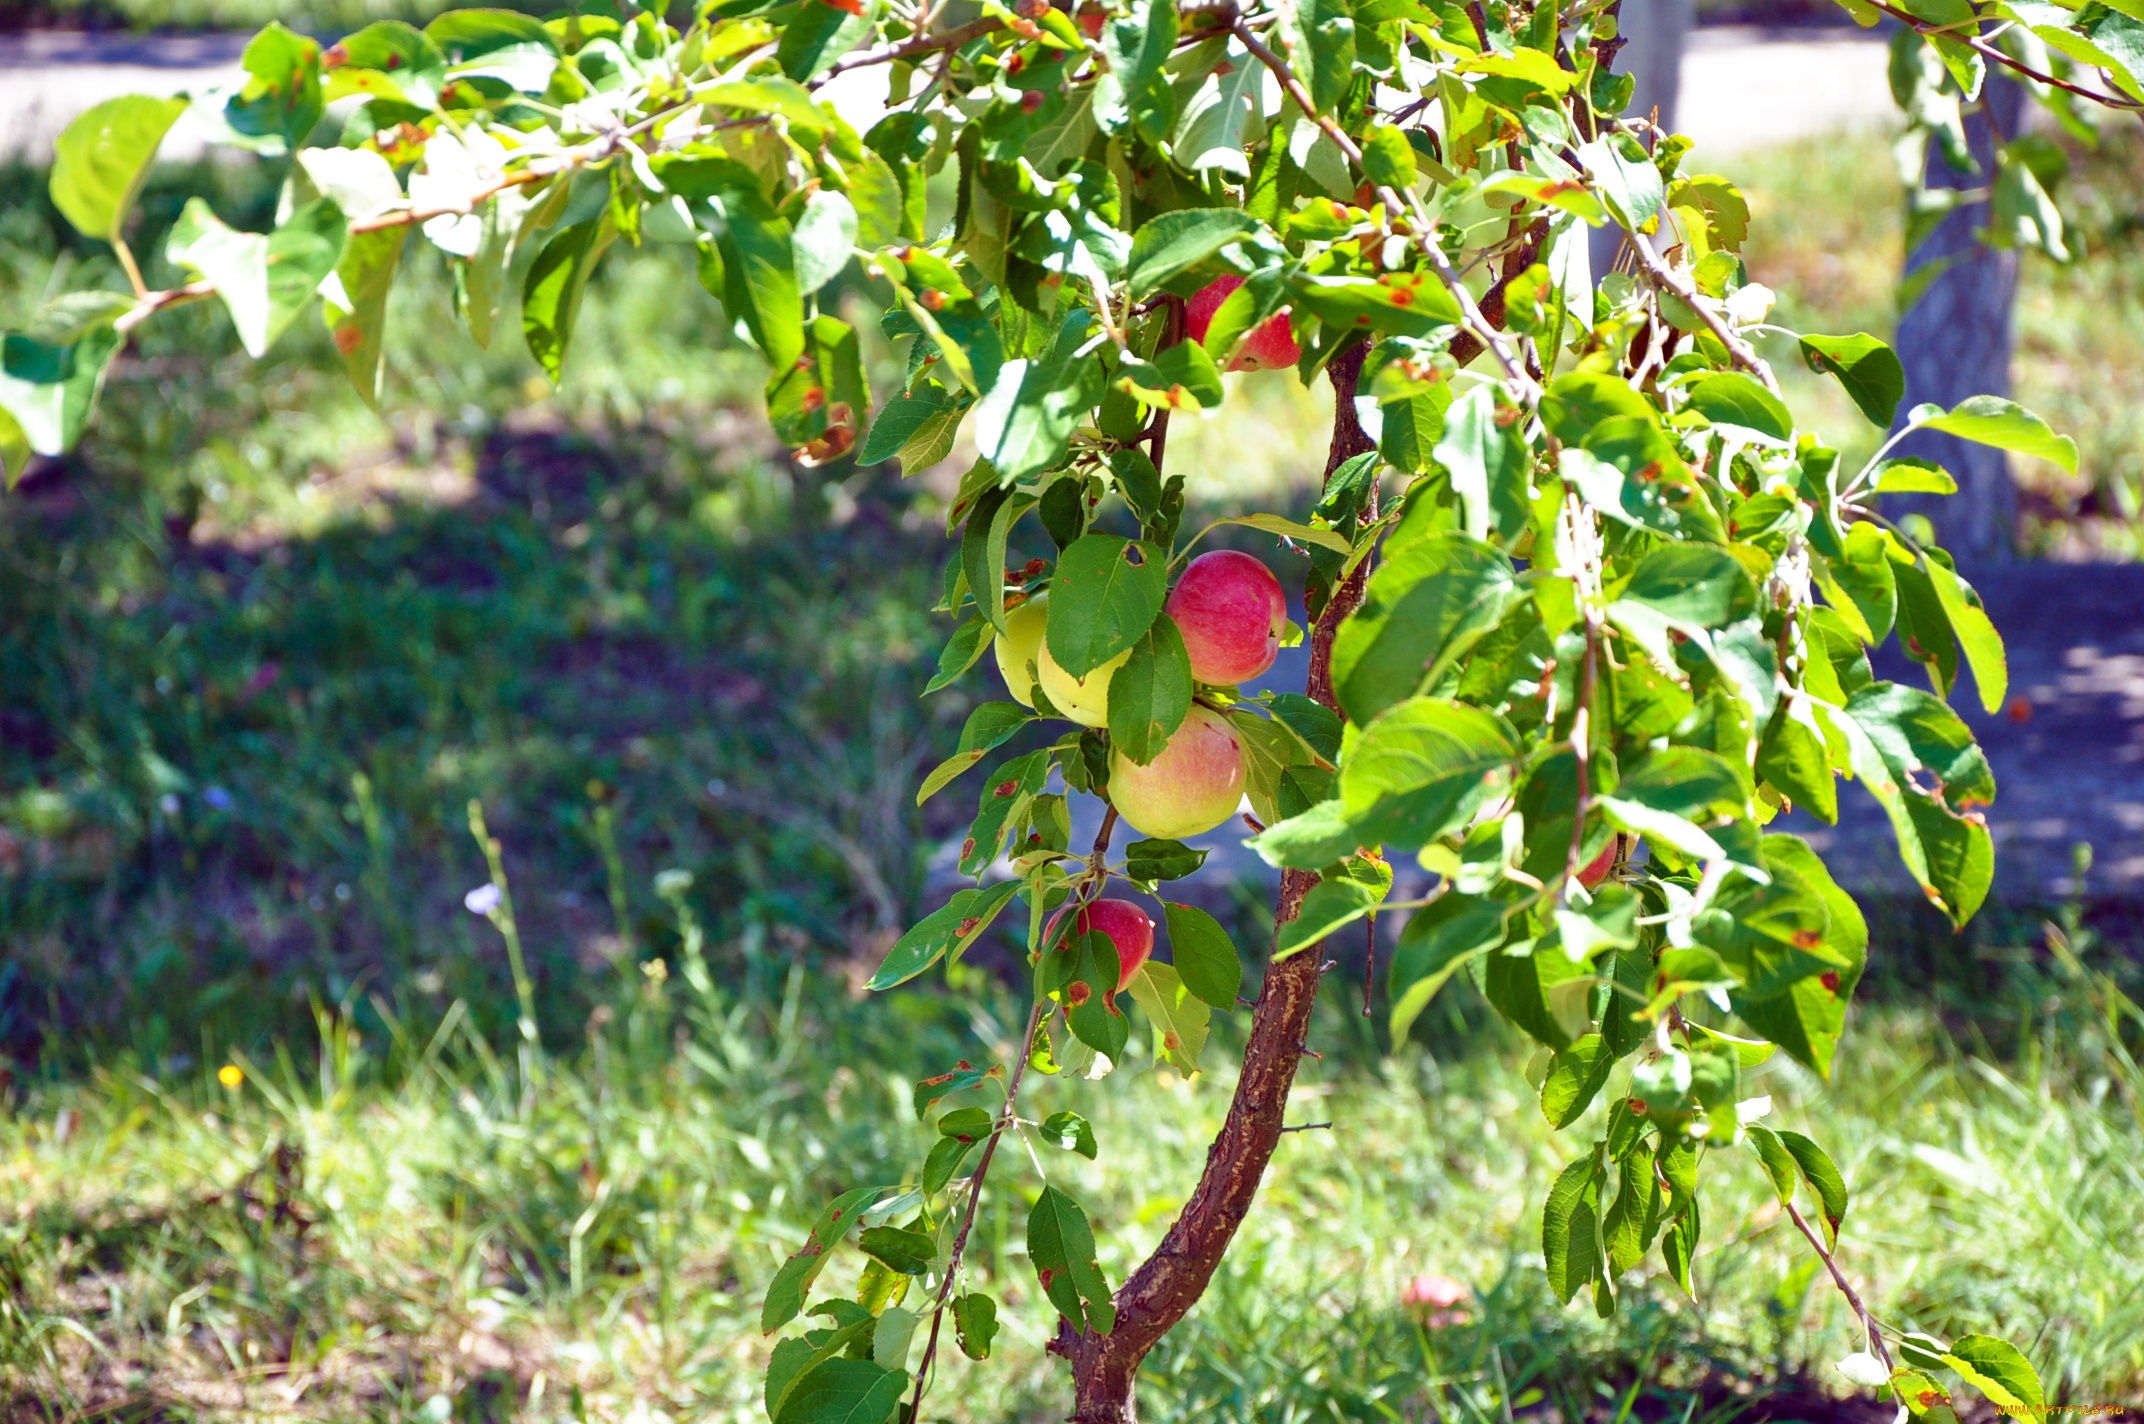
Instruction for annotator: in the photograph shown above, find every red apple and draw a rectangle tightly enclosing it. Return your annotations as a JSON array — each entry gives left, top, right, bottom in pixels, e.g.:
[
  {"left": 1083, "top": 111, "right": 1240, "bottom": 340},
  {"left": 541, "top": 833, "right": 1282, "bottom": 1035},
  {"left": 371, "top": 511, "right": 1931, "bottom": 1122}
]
[
  {"left": 1167, "top": 549, "right": 1286, "bottom": 686},
  {"left": 1577, "top": 835, "right": 1620, "bottom": 888},
  {"left": 1109, "top": 705, "right": 1246, "bottom": 839},
  {"left": 1185, "top": 275, "right": 1302, "bottom": 372},
  {"left": 1050, "top": 897, "right": 1154, "bottom": 990}
]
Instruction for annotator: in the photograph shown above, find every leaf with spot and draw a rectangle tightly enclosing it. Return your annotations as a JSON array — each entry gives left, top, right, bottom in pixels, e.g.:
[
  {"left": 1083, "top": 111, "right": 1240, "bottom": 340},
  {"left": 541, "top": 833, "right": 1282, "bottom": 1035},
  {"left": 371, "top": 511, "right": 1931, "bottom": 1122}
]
[
  {"left": 1799, "top": 333, "right": 1904, "bottom": 427},
  {"left": 1028, "top": 1186, "right": 1115, "bottom": 1335},
  {"left": 917, "top": 703, "right": 1032, "bottom": 805},
  {"left": 867, "top": 881, "right": 1022, "bottom": 990},
  {"left": 1045, "top": 534, "right": 1170, "bottom": 678},
  {"left": 1125, "top": 961, "right": 1210, "bottom": 1073},
  {"left": 761, "top": 1185, "right": 899, "bottom": 1332}
]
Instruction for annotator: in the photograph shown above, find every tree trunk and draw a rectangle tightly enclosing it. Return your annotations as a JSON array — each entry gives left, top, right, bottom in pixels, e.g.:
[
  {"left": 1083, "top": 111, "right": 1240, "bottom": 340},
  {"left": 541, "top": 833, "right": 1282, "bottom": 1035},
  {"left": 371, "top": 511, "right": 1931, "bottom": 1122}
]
[
  {"left": 1052, "top": 344, "right": 1379, "bottom": 1422},
  {"left": 1889, "top": 75, "right": 2025, "bottom": 559}
]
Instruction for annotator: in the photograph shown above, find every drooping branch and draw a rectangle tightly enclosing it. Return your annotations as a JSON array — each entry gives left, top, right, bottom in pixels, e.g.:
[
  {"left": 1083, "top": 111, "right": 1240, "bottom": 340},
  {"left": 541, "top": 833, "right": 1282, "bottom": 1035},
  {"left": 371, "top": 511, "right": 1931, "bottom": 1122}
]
[
  {"left": 1860, "top": 0, "right": 2143, "bottom": 111},
  {"left": 1053, "top": 341, "right": 1377, "bottom": 1424},
  {"left": 1608, "top": 208, "right": 1782, "bottom": 394}
]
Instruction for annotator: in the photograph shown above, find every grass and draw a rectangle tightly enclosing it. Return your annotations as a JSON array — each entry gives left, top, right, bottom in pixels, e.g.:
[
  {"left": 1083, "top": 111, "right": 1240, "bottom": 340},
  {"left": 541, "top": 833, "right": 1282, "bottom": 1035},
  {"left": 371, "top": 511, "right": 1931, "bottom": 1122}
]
[{"left": 3, "top": 912, "right": 2141, "bottom": 1422}]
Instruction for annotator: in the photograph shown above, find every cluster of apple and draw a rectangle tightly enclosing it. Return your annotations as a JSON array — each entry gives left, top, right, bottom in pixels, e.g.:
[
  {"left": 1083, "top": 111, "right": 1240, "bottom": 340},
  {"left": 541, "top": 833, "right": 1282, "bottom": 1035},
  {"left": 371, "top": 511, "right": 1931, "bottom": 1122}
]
[{"left": 995, "top": 547, "right": 1285, "bottom": 838}]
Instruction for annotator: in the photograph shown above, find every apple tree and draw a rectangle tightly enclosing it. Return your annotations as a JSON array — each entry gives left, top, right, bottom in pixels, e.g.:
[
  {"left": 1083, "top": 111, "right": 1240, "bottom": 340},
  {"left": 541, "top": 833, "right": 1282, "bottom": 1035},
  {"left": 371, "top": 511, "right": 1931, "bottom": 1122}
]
[{"left": 6, "top": 0, "right": 2088, "bottom": 1419}]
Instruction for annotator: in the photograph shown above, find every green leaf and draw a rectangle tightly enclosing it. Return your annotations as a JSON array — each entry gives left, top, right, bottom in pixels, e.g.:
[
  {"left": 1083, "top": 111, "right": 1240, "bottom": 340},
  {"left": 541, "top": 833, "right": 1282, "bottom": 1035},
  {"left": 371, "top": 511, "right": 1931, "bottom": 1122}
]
[
  {"left": 1818, "top": 522, "right": 1896, "bottom": 643},
  {"left": 793, "top": 190, "right": 859, "bottom": 296},
  {"left": 1744, "top": 1124, "right": 1799, "bottom": 1205},
  {"left": 1757, "top": 697, "right": 1837, "bottom": 824},
  {"left": 974, "top": 311, "right": 1106, "bottom": 482},
  {"left": 212, "top": 23, "right": 324, "bottom": 155},
  {"left": 1127, "top": 839, "right": 1208, "bottom": 882},
  {"left": 1125, "top": 960, "right": 1210, "bottom": 1073},
  {"left": 714, "top": 191, "right": 804, "bottom": 373},
  {"left": 1540, "top": 369, "right": 1653, "bottom": 444},
  {"left": 1109, "top": 615, "right": 1194, "bottom": 765},
  {"left": 49, "top": 95, "right": 188, "bottom": 244},
  {"left": 1162, "top": 902, "right": 1242, "bottom": 1009},
  {"left": 861, "top": 385, "right": 960, "bottom": 468},
  {"left": 1542, "top": 1154, "right": 1604, "bottom": 1305},
  {"left": 1685, "top": 371, "right": 1794, "bottom": 442},
  {"left": 1434, "top": 386, "right": 1532, "bottom": 542},
  {"left": 1040, "top": 1111, "right": 1098, "bottom": 1158},
  {"left": 1576, "top": 136, "right": 1665, "bottom": 232},
  {"left": 1101, "top": 0, "right": 1179, "bottom": 116},
  {"left": 1276, "top": 872, "right": 1384, "bottom": 961},
  {"left": 1845, "top": 683, "right": 1996, "bottom": 809},
  {"left": 766, "top": 1319, "right": 874, "bottom": 1420},
  {"left": 914, "top": 1060, "right": 1002, "bottom": 1120},
  {"left": 1776, "top": 1129, "right": 1849, "bottom": 1246},
  {"left": 322, "top": 227, "right": 408, "bottom": 406},
  {"left": 1331, "top": 533, "right": 1520, "bottom": 725},
  {"left": 1912, "top": 394, "right": 2077, "bottom": 474},
  {"left": 779, "top": 0, "right": 879, "bottom": 80},
  {"left": 426, "top": 8, "right": 559, "bottom": 91},
  {"left": 857, "top": 1224, "right": 936, "bottom": 1275},
  {"left": 867, "top": 881, "right": 1022, "bottom": 990},
  {"left": 951, "top": 1292, "right": 999, "bottom": 1359},
  {"left": 1920, "top": 558, "right": 2007, "bottom": 715},
  {"left": 761, "top": 1185, "right": 896, "bottom": 1332},
  {"left": 925, "top": 615, "right": 993, "bottom": 694},
  {"left": 522, "top": 217, "right": 617, "bottom": 385},
  {"left": 848, "top": 150, "right": 908, "bottom": 250},
  {"left": 1602, "top": 1140, "right": 1660, "bottom": 1275},
  {"left": 1028, "top": 1186, "right": 1115, "bottom": 1335},
  {"left": 1387, "top": 895, "right": 1507, "bottom": 1040},
  {"left": 1540, "top": 1034, "right": 1615, "bottom": 1128},
  {"left": 1340, "top": 697, "right": 1521, "bottom": 851},
  {"left": 1285, "top": 0, "right": 1359, "bottom": 113},
  {"left": 916, "top": 702, "right": 1031, "bottom": 805},
  {"left": 1045, "top": 534, "right": 1170, "bottom": 678},
  {"left": 699, "top": 79, "right": 833, "bottom": 141},
  {"left": 1120, "top": 339, "right": 1225, "bottom": 413},
  {"left": 1362, "top": 123, "right": 1418, "bottom": 190},
  {"left": 0, "top": 325, "right": 123, "bottom": 459},
  {"left": 0, "top": 407, "right": 30, "bottom": 490},
  {"left": 1125, "top": 208, "right": 1263, "bottom": 295},
  {"left": 328, "top": 21, "right": 445, "bottom": 107},
  {"left": 167, "top": 196, "right": 344, "bottom": 360},
  {"left": 1210, "top": 512, "right": 1352, "bottom": 554},
  {"left": 1798, "top": 333, "right": 1904, "bottom": 427},
  {"left": 1871, "top": 457, "right": 1956, "bottom": 495},
  {"left": 1293, "top": 272, "right": 1463, "bottom": 339},
  {"left": 1487, "top": 941, "right": 1592, "bottom": 1049},
  {"left": 772, "top": 1357, "right": 910, "bottom": 1424},
  {"left": 1941, "top": 1337, "right": 2045, "bottom": 1413},
  {"left": 768, "top": 314, "right": 870, "bottom": 451}
]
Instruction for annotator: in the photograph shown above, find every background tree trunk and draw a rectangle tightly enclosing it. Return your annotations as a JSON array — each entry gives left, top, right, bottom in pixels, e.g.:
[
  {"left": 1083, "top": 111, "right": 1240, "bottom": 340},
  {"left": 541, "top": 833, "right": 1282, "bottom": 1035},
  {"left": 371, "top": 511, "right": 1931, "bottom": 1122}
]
[{"left": 1888, "top": 74, "right": 2025, "bottom": 559}]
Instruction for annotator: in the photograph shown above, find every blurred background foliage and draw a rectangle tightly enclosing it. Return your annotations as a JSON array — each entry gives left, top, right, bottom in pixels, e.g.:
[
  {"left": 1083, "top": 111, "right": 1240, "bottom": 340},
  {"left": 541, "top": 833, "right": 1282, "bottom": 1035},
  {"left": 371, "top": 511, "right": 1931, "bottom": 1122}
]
[{"left": 3, "top": 26, "right": 2144, "bottom": 1417}]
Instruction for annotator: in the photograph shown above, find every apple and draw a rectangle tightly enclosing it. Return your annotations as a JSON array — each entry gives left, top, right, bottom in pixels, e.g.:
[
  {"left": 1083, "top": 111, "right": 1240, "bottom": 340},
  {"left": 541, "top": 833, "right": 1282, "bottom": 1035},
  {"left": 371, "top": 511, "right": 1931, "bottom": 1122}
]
[
  {"left": 1185, "top": 275, "right": 1302, "bottom": 372},
  {"left": 1167, "top": 549, "right": 1286, "bottom": 686},
  {"left": 1038, "top": 639, "right": 1128, "bottom": 728},
  {"left": 1049, "top": 897, "right": 1154, "bottom": 991},
  {"left": 1577, "top": 834, "right": 1621, "bottom": 889},
  {"left": 1109, "top": 704, "right": 1246, "bottom": 839},
  {"left": 995, "top": 594, "right": 1049, "bottom": 708}
]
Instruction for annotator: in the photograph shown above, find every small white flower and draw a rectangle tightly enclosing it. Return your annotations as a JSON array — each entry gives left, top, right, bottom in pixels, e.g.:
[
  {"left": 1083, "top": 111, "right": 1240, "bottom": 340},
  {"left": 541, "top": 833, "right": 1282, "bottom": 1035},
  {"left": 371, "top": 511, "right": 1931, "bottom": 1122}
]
[
  {"left": 1835, "top": 1351, "right": 1891, "bottom": 1388},
  {"left": 1726, "top": 282, "right": 1777, "bottom": 328},
  {"left": 464, "top": 883, "right": 503, "bottom": 916}
]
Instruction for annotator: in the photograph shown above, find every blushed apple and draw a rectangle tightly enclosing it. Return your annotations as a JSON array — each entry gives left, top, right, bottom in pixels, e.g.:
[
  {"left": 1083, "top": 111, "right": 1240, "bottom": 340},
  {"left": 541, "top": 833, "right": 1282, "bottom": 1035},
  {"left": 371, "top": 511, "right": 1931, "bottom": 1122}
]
[
  {"left": 1049, "top": 897, "right": 1154, "bottom": 990},
  {"left": 1109, "top": 704, "right": 1246, "bottom": 839},
  {"left": 995, "top": 594, "right": 1049, "bottom": 708},
  {"left": 1577, "top": 834, "right": 1621, "bottom": 889},
  {"left": 1167, "top": 549, "right": 1286, "bottom": 685},
  {"left": 1185, "top": 275, "right": 1302, "bottom": 372},
  {"left": 1039, "top": 639, "right": 1128, "bottom": 727}
]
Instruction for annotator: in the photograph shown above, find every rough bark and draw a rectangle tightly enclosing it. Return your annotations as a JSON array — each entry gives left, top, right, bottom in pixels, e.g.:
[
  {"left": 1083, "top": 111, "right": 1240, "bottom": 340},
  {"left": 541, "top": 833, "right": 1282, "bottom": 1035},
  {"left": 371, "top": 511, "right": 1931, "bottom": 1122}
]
[
  {"left": 1889, "top": 75, "right": 2026, "bottom": 560},
  {"left": 1053, "top": 343, "right": 1379, "bottom": 1424}
]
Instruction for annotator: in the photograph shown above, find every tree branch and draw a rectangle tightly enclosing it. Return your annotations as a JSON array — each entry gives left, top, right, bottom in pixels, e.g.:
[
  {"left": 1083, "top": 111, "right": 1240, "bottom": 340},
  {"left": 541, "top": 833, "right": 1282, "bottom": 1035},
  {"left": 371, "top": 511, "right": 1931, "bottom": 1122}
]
[
  {"left": 1229, "top": 18, "right": 1537, "bottom": 397},
  {"left": 1785, "top": 1198, "right": 1895, "bottom": 1375},
  {"left": 819, "top": 15, "right": 1006, "bottom": 85},
  {"left": 1862, "top": 0, "right": 2143, "bottom": 110},
  {"left": 1610, "top": 212, "right": 1782, "bottom": 395},
  {"left": 1056, "top": 342, "right": 1378, "bottom": 1422}
]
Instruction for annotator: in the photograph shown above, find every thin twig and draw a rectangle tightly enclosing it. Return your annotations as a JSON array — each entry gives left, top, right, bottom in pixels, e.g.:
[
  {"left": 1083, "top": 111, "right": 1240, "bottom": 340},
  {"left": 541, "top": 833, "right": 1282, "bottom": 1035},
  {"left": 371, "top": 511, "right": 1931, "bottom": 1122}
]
[
  {"left": 909, "top": 998, "right": 1049, "bottom": 1418},
  {"left": 1607, "top": 202, "right": 1781, "bottom": 394},
  {"left": 820, "top": 14, "right": 1006, "bottom": 84},
  {"left": 115, "top": 281, "right": 214, "bottom": 334},
  {"left": 1785, "top": 1199, "right": 1894, "bottom": 1374},
  {"left": 1862, "top": 0, "right": 2143, "bottom": 110}
]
